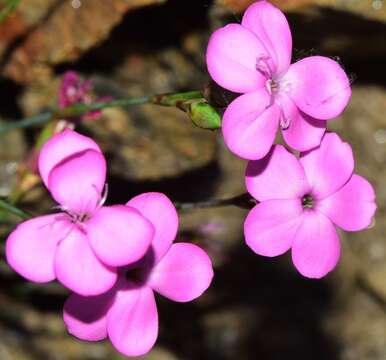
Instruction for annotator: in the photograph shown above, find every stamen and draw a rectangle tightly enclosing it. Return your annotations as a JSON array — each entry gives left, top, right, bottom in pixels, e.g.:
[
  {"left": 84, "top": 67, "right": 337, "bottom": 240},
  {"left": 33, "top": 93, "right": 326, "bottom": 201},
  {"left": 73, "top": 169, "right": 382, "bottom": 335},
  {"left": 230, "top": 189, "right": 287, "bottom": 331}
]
[
  {"left": 256, "top": 54, "right": 273, "bottom": 79},
  {"left": 279, "top": 111, "right": 290, "bottom": 130},
  {"left": 273, "top": 97, "right": 291, "bottom": 130},
  {"left": 100, "top": 183, "right": 109, "bottom": 207},
  {"left": 52, "top": 204, "right": 69, "bottom": 212},
  {"left": 302, "top": 194, "right": 313, "bottom": 209}
]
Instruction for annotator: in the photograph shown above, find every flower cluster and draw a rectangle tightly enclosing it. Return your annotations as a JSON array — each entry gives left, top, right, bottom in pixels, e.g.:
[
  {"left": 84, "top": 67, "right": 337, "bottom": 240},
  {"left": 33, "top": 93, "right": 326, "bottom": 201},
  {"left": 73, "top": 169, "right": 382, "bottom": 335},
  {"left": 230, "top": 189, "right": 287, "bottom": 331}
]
[
  {"left": 58, "top": 71, "right": 108, "bottom": 122},
  {"left": 6, "top": 129, "right": 214, "bottom": 356},
  {"left": 244, "top": 133, "right": 376, "bottom": 278},
  {"left": 207, "top": 0, "right": 351, "bottom": 159},
  {"left": 206, "top": 0, "right": 376, "bottom": 277}
]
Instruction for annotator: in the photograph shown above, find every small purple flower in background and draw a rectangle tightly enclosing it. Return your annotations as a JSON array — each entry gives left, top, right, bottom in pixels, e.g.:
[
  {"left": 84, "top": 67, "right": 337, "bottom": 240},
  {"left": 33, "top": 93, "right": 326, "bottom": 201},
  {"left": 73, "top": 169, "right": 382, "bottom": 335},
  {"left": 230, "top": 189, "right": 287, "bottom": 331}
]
[
  {"left": 206, "top": 0, "right": 352, "bottom": 160},
  {"left": 244, "top": 133, "right": 376, "bottom": 278},
  {"left": 6, "top": 129, "right": 154, "bottom": 296},
  {"left": 59, "top": 71, "right": 109, "bottom": 121},
  {"left": 63, "top": 192, "right": 214, "bottom": 357}
]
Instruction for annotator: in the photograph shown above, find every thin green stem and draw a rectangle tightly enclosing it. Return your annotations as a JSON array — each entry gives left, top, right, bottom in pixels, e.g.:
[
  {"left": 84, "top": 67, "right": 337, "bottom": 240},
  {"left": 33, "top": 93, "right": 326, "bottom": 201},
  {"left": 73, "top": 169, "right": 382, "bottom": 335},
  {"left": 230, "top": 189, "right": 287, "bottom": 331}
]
[
  {"left": 0, "top": 112, "right": 52, "bottom": 134},
  {"left": 0, "top": 0, "right": 22, "bottom": 24},
  {"left": 0, "top": 91, "right": 205, "bottom": 135},
  {"left": 0, "top": 199, "right": 29, "bottom": 220}
]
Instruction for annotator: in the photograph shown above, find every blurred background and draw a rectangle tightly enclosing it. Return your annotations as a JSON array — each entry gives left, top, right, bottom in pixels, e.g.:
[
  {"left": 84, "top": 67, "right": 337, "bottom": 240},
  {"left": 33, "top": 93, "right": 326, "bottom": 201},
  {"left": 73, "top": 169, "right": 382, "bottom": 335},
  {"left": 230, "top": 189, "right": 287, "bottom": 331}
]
[{"left": 0, "top": 0, "right": 385, "bottom": 359}]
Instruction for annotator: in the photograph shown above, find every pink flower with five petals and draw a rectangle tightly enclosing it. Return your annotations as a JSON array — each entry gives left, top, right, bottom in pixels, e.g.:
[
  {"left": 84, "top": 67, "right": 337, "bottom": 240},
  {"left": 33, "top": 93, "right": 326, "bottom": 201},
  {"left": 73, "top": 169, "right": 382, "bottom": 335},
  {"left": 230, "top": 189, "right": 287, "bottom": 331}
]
[
  {"left": 244, "top": 133, "right": 376, "bottom": 278},
  {"left": 206, "top": 0, "right": 352, "bottom": 159},
  {"left": 6, "top": 129, "right": 154, "bottom": 296},
  {"left": 63, "top": 192, "right": 214, "bottom": 357}
]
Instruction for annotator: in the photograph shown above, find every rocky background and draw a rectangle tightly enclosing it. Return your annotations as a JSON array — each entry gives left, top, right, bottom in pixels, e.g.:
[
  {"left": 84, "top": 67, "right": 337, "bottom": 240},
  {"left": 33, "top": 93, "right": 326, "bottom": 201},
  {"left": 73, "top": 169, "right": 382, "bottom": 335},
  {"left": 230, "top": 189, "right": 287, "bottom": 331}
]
[{"left": 0, "top": 0, "right": 385, "bottom": 359}]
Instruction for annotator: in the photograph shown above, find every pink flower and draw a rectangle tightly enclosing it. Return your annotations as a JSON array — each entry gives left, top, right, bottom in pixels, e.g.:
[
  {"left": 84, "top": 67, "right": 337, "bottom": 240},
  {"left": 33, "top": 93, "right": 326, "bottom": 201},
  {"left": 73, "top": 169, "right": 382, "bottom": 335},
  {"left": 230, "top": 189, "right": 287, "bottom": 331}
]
[
  {"left": 6, "top": 129, "right": 154, "bottom": 296},
  {"left": 59, "top": 71, "right": 108, "bottom": 121},
  {"left": 206, "top": 0, "right": 352, "bottom": 160},
  {"left": 63, "top": 192, "right": 214, "bottom": 357},
  {"left": 244, "top": 133, "right": 376, "bottom": 278}
]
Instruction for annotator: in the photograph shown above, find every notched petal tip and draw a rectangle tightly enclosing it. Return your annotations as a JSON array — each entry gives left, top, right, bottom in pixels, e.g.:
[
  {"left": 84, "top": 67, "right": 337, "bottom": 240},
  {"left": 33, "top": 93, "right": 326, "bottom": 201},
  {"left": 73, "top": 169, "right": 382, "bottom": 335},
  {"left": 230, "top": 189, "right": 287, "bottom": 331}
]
[
  {"left": 148, "top": 243, "right": 214, "bottom": 303},
  {"left": 127, "top": 192, "right": 178, "bottom": 263},
  {"left": 39, "top": 129, "right": 101, "bottom": 187},
  {"left": 5, "top": 214, "right": 70, "bottom": 283},
  {"left": 284, "top": 56, "right": 351, "bottom": 120},
  {"left": 206, "top": 23, "right": 267, "bottom": 93}
]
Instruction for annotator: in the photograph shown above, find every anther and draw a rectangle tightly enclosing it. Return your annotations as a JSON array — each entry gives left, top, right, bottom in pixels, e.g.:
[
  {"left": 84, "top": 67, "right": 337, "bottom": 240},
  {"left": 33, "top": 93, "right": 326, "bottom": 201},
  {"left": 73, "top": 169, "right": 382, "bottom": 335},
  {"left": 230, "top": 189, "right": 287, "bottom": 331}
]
[{"left": 302, "top": 194, "right": 314, "bottom": 209}]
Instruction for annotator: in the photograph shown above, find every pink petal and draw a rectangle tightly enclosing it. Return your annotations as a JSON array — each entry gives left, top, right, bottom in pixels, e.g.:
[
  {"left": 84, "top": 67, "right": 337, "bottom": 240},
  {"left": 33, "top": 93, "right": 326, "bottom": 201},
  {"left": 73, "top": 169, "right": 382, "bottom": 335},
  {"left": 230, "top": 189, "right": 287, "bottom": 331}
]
[
  {"left": 63, "top": 289, "right": 116, "bottom": 341},
  {"left": 107, "top": 286, "right": 158, "bottom": 357},
  {"left": 317, "top": 174, "right": 376, "bottom": 231},
  {"left": 87, "top": 205, "right": 154, "bottom": 267},
  {"left": 48, "top": 149, "right": 106, "bottom": 215},
  {"left": 222, "top": 89, "right": 280, "bottom": 160},
  {"left": 206, "top": 23, "right": 267, "bottom": 93},
  {"left": 283, "top": 56, "right": 351, "bottom": 120},
  {"left": 244, "top": 199, "right": 303, "bottom": 257},
  {"left": 148, "top": 243, "right": 214, "bottom": 302},
  {"left": 39, "top": 129, "right": 101, "bottom": 187},
  {"left": 54, "top": 226, "right": 117, "bottom": 296},
  {"left": 300, "top": 133, "right": 354, "bottom": 199},
  {"left": 6, "top": 214, "right": 70, "bottom": 283},
  {"left": 292, "top": 211, "right": 340, "bottom": 278},
  {"left": 279, "top": 95, "right": 326, "bottom": 151},
  {"left": 245, "top": 145, "right": 310, "bottom": 201},
  {"left": 242, "top": 0, "right": 292, "bottom": 76},
  {"left": 127, "top": 192, "right": 178, "bottom": 263}
]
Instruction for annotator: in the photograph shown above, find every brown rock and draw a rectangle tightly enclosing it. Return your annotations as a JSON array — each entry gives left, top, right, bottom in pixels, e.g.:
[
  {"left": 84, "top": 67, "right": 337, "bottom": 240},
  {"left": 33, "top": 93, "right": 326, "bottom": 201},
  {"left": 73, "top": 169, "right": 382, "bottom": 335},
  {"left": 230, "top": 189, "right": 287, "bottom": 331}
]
[
  {"left": 3, "top": 0, "right": 166, "bottom": 84},
  {"left": 0, "top": 0, "right": 59, "bottom": 58}
]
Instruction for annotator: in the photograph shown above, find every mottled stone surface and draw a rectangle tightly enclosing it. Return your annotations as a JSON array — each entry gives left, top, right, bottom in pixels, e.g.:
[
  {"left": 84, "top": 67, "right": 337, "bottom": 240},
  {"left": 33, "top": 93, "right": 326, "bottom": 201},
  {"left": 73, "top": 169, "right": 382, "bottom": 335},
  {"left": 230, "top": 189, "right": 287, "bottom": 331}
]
[
  {"left": 0, "top": 0, "right": 385, "bottom": 359},
  {"left": 2, "top": 0, "right": 167, "bottom": 84}
]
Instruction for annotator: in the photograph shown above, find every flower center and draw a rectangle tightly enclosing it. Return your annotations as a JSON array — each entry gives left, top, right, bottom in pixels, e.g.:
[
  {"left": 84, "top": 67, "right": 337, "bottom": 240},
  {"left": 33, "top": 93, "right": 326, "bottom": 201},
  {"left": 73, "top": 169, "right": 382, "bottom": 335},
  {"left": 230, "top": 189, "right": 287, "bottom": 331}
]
[
  {"left": 266, "top": 79, "right": 280, "bottom": 95},
  {"left": 302, "top": 194, "right": 314, "bottom": 209},
  {"left": 256, "top": 55, "right": 294, "bottom": 130},
  {"left": 125, "top": 267, "right": 146, "bottom": 283},
  {"left": 55, "top": 183, "right": 109, "bottom": 225},
  {"left": 256, "top": 54, "right": 273, "bottom": 79}
]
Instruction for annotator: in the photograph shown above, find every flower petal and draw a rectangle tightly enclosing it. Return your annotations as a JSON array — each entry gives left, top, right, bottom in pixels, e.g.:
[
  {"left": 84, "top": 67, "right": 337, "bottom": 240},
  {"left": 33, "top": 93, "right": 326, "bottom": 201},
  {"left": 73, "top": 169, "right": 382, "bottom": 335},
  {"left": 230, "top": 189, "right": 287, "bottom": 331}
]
[
  {"left": 244, "top": 199, "right": 303, "bottom": 257},
  {"left": 206, "top": 23, "right": 267, "bottom": 93},
  {"left": 242, "top": 0, "right": 292, "bottom": 76},
  {"left": 317, "top": 174, "right": 376, "bottom": 231},
  {"left": 63, "top": 289, "right": 116, "bottom": 341},
  {"left": 280, "top": 95, "right": 326, "bottom": 151},
  {"left": 148, "top": 243, "right": 213, "bottom": 302},
  {"left": 107, "top": 286, "right": 158, "bottom": 357},
  {"left": 284, "top": 56, "right": 351, "bottom": 119},
  {"left": 127, "top": 192, "right": 178, "bottom": 263},
  {"left": 222, "top": 89, "right": 280, "bottom": 160},
  {"left": 6, "top": 214, "right": 70, "bottom": 283},
  {"left": 39, "top": 129, "right": 101, "bottom": 187},
  {"left": 292, "top": 211, "right": 340, "bottom": 278},
  {"left": 300, "top": 133, "right": 354, "bottom": 199},
  {"left": 48, "top": 149, "right": 106, "bottom": 215},
  {"left": 246, "top": 145, "right": 310, "bottom": 201},
  {"left": 54, "top": 227, "right": 117, "bottom": 296},
  {"left": 87, "top": 205, "right": 154, "bottom": 267}
]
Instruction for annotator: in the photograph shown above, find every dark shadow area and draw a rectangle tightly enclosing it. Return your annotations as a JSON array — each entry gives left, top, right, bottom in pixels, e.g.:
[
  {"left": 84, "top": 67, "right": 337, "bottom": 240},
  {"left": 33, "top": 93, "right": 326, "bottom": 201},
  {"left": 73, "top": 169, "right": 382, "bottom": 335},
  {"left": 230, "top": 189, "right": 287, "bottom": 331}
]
[
  {"left": 157, "top": 242, "right": 339, "bottom": 360},
  {"left": 0, "top": 78, "right": 23, "bottom": 118},
  {"left": 57, "top": 0, "right": 214, "bottom": 75},
  {"left": 107, "top": 159, "right": 221, "bottom": 205},
  {"left": 289, "top": 7, "right": 386, "bottom": 86}
]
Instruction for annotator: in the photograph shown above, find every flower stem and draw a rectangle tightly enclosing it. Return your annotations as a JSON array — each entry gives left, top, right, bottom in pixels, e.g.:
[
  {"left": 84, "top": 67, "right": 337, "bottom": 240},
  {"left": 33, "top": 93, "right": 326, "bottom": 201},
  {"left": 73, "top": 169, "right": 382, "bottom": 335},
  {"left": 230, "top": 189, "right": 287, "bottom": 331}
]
[
  {"left": 0, "top": 199, "right": 29, "bottom": 220},
  {"left": 174, "top": 193, "right": 257, "bottom": 211},
  {"left": 0, "top": 91, "right": 210, "bottom": 135}
]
